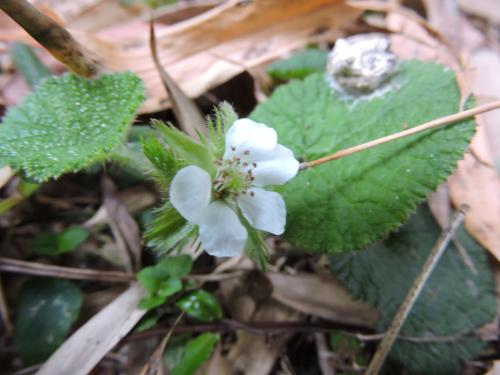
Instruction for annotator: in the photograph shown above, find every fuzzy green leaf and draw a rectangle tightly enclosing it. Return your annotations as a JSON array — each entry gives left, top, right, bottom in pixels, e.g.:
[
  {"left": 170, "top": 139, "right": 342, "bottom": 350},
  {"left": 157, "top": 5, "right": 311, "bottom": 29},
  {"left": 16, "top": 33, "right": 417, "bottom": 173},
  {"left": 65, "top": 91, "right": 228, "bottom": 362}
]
[
  {"left": 0, "top": 72, "right": 145, "bottom": 181},
  {"left": 267, "top": 49, "right": 329, "bottom": 80},
  {"left": 251, "top": 61, "right": 475, "bottom": 252},
  {"left": 14, "top": 278, "right": 83, "bottom": 364},
  {"left": 330, "top": 205, "right": 496, "bottom": 374}
]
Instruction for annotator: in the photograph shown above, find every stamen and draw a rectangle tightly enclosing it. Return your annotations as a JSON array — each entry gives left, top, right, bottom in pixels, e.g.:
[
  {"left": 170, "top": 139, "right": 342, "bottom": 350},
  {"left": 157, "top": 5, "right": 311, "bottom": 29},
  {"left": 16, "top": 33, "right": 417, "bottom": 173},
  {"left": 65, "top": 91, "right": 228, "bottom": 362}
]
[
  {"left": 252, "top": 162, "right": 257, "bottom": 168},
  {"left": 231, "top": 146, "right": 236, "bottom": 151},
  {"left": 250, "top": 191, "right": 255, "bottom": 197},
  {"left": 244, "top": 150, "right": 250, "bottom": 155},
  {"left": 242, "top": 162, "right": 248, "bottom": 167}
]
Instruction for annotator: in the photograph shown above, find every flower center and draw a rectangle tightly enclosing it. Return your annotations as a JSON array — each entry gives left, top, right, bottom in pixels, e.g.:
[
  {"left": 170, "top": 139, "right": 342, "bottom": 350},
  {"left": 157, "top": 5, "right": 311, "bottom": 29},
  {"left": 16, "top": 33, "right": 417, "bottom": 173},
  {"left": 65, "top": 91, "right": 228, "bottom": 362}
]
[{"left": 213, "top": 150, "right": 257, "bottom": 200}]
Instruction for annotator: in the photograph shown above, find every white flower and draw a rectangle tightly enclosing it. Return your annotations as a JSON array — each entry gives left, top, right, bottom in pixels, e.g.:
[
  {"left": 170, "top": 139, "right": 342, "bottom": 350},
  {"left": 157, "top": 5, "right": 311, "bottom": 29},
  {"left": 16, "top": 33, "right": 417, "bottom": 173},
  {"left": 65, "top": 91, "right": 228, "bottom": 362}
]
[{"left": 169, "top": 119, "right": 299, "bottom": 257}]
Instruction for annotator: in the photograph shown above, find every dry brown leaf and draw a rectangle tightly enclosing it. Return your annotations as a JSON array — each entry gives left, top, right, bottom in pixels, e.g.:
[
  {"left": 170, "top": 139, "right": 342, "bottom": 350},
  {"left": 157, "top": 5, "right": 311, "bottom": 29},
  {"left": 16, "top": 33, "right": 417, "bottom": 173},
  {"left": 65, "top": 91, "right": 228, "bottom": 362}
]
[
  {"left": 458, "top": 0, "right": 500, "bottom": 26},
  {"left": 83, "top": 185, "right": 156, "bottom": 228},
  {"left": 268, "top": 272, "right": 378, "bottom": 328},
  {"left": 427, "top": 183, "right": 451, "bottom": 228},
  {"left": 469, "top": 49, "right": 500, "bottom": 163},
  {"left": 69, "top": 0, "right": 360, "bottom": 113},
  {"left": 448, "top": 154, "right": 500, "bottom": 262},
  {"left": 149, "top": 20, "right": 205, "bottom": 137},
  {"left": 102, "top": 177, "right": 142, "bottom": 272},
  {"left": 202, "top": 344, "right": 232, "bottom": 375},
  {"left": 227, "top": 300, "right": 299, "bottom": 375},
  {"left": 486, "top": 360, "right": 500, "bottom": 375},
  {"left": 37, "top": 283, "right": 147, "bottom": 375}
]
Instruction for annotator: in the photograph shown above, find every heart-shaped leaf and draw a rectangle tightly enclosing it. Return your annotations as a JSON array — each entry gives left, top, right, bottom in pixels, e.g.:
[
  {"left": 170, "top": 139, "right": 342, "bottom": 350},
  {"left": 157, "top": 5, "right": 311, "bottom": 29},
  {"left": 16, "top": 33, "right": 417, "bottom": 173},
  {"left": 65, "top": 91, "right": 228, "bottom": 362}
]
[{"left": 0, "top": 72, "right": 144, "bottom": 181}]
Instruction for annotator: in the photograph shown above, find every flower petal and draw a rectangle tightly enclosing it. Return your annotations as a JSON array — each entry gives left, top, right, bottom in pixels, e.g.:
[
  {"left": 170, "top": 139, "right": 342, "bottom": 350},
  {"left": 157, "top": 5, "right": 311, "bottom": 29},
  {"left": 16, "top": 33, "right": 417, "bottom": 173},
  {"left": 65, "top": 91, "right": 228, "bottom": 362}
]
[
  {"left": 224, "top": 119, "right": 277, "bottom": 160},
  {"left": 237, "top": 187, "right": 286, "bottom": 235},
  {"left": 169, "top": 165, "right": 212, "bottom": 224},
  {"left": 199, "top": 202, "right": 247, "bottom": 257},
  {"left": 252, "top": 144, "right": 300, "bottom": 186}
]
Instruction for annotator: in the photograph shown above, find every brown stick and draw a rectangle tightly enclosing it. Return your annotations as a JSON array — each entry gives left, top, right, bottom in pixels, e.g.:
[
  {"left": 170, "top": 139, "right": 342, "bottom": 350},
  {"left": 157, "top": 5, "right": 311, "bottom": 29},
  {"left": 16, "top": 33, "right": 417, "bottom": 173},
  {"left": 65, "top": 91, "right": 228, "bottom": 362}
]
[
  {"left": 0, "top": 0, "right": 101, "bottom": 77},
  {"left": 301, "top": 100, "right": 500, "bottom": 169},
  {"left": 0, "top": 257, "right": 134, "bottom": 283}
]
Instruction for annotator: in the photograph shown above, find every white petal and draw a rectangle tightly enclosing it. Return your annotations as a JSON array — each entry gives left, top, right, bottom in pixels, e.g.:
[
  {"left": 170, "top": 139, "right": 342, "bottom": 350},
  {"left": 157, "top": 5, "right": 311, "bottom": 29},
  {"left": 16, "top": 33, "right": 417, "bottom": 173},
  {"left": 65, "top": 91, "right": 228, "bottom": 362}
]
[
  {"left": 224, "top": 119, "right": 277, "bottom": 160},
  {"left": 252, "top": 144, "right": 300, "bottom": 186},
  {"left": 237, "top": 187, "right": 286, "bottom": 235},
  {"left": 169, "top": 165, "right": 212, "bottom": 224},
  {"left": 199, "top": 202, "right": 248, "bottom": 257}
]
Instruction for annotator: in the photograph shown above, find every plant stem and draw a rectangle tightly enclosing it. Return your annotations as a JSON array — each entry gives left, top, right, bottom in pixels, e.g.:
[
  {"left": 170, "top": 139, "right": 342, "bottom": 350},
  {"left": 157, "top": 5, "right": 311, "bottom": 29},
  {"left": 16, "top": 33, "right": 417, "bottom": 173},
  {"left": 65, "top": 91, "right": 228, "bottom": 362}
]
[
  {"left": 0, "top": 257, "right": 134, "bottom": 283},
  {"left": 300, "top": 100, "right": 500, "bottom": 169},
  {"left": 365, "top": 206, "right": 468, "bottom": 375},
  {"left": 0, "top": 0, "right": 101, "bottom": 77}
]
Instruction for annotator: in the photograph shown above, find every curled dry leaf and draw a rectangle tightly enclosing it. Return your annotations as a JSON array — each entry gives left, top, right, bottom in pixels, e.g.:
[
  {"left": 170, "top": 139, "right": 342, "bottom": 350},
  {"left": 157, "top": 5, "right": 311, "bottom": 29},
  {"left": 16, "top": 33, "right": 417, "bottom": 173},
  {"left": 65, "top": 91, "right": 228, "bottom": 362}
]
[
  {"left": 268, "top": 272, "right": 378, "bottom": 328},
  {"left": 37, "top": 283, "right": 146, "bottom": 375},
  {"left": 83, "top": 185, "right": 156, "bottom": 229},
  {"left": 102, "top": 177, "right": 142, "bottom": 272},
  {"left": 71, "top": 0, "right": 361, "bottom": 113}
]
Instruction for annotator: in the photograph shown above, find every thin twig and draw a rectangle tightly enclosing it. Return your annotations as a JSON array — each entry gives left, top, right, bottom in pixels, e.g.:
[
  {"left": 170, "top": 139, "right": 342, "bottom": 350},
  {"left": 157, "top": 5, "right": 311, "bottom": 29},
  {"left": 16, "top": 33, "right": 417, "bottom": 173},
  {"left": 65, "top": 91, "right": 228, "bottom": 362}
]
[
  {"left": 300, "top": 101, "right": 500, "bottom": 169},
  {"left": 140, "top": 311, "right": 185, "bottom": 375},
  {"left": 315, "top": 332, "right": 335, "bottom": 375},
  {"left": 0, "top": 257, "right": 134, "bottom": 283},
  {"left": 0, "top": 0, "right": 101, "bottom": 77},
  {"left": 0, "top": 276, "right": 13, "bottom": 334},
  {"left": 124, "top": 318, "right": 479, "bottom": 344},
  {"left": 366, "top": 206, "right": 468, "bottom": 375}
]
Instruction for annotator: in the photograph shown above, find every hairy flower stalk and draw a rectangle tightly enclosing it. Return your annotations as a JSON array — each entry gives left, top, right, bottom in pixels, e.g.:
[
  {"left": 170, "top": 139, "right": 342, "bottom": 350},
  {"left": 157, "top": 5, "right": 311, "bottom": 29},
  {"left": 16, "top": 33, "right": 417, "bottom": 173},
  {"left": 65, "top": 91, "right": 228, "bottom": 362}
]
[{"left": 169, "top": 119, "right": 299, "bottom": 257}]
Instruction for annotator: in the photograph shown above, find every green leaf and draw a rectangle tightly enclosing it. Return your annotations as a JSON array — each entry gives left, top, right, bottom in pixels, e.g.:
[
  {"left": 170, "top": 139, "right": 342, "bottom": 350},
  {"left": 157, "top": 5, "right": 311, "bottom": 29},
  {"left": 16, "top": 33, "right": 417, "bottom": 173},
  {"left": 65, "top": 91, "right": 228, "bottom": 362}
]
[
  {"left": 10, "top": 42, "right": 51, "bottom": 88},
  {"left": 13, "top": 278, "right": 83, "bottom": 364},
  {"left": 171, "top": 333, "right": 220, "bottom": 375},
  {"left": 32, "top": 226, "right": 89, "bottom": 255},
  {"left": 153, "top": 120, "right": 216, "bottom": 177},
  {"left": 137, "top": 255, "right": 192, "bottom": 309},
  {"left": 138, "top": 277, "right": 182, "bottom": 310},
  {"left": 0, "top": 72, "right": 145, "bottom": 181},
  {"left": 267, "top": 49, "right": 328, "bottom": 80},
  {"left": 251, "top": 61, "right": 475, "bottom": 252},
  {"left": 156, "top": 255, "right": 193, "bottom": 278},
  {"left": 0, "top": 179, "right": 39, "bottom": 214},
  {"left": 135, "top": 314, "right": 160, "bottom": 332},
  {"left": 176, "top": 290, "right": 222, "bottom": 322},
  {"left": 145, "top": 201, "right": 196, "bottom": 255},
  {"left": 330, "top": 204, "right": 496, "bottom": 374}
]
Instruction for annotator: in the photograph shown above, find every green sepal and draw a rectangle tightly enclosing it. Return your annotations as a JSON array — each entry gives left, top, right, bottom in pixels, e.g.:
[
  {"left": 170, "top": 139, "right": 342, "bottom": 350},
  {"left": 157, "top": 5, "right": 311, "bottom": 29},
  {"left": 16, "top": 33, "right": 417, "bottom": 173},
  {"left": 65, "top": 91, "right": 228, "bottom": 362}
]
[
  {"left": 206, "top": 101, "right": 238, "bottom": 158},
  {"left": 152, "top": 120, "right": 216, "bottom": 177},
  {"left": 239, "top": 214, "right": 269, "bottom": 270},
  {"left": 142, "top": 135, "right": 185, "bottom": 189},
  {"left": 144, "top": 201, "right": 196, "bottom": 255}
]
